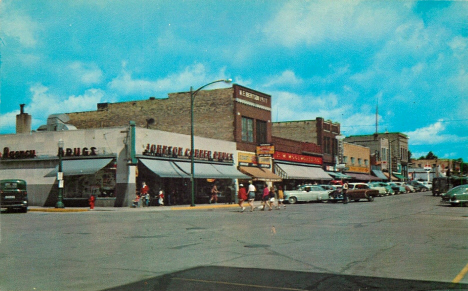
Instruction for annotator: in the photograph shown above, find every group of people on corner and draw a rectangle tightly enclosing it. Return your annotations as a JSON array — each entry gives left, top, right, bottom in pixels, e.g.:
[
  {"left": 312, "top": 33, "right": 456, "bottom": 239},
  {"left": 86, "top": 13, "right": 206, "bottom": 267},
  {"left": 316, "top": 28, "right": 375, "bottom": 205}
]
[
  {"left": 132, "top": 182, "right": 165, "bottom": 208},
  {"left": 237, "top": 181, "right": 285, "bottom": 212}
]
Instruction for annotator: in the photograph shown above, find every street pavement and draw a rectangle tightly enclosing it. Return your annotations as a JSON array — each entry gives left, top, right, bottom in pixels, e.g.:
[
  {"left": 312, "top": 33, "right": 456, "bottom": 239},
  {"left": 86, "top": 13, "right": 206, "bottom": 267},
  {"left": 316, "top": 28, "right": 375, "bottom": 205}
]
[{"left": 1, "top": 192, "right": 468, "bottom": 291}]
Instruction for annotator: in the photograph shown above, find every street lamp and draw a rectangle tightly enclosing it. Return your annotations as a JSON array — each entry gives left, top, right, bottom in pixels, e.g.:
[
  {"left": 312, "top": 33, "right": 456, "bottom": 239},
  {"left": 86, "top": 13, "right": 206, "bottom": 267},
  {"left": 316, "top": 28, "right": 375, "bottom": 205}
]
[
  {"left": 190, "top": 79, "right": 232, "bottom": 207},
  {"left": 56, "top": 139, "right": 65, "bottom": 208}
]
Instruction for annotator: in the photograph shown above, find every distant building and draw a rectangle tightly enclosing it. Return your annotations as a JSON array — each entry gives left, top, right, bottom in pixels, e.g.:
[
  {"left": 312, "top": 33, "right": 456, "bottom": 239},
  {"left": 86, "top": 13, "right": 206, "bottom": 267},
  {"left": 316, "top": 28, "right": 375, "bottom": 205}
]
[
  {"left": 272, "top": 118, "right": 341, "bottom": 171},
  {"left": 345, "top": 132, "right": 409, "bottom": 181}
]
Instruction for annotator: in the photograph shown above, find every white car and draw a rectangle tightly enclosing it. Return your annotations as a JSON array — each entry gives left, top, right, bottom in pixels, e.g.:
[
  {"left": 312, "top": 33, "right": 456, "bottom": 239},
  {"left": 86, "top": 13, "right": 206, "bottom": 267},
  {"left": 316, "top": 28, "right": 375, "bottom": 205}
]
[
  {"left": 368, "top": 182, "right": 389, "bottom": 196},
  {"left": 284, "top": 185, "right": 330, "bottom": 204}
]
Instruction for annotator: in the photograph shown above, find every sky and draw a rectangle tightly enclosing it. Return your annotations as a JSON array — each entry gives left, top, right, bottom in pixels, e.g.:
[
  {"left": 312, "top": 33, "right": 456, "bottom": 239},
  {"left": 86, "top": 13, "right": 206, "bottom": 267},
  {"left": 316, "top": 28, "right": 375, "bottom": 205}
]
[{"left": 1, "top": 0, "right": 468, "bottom": 161}]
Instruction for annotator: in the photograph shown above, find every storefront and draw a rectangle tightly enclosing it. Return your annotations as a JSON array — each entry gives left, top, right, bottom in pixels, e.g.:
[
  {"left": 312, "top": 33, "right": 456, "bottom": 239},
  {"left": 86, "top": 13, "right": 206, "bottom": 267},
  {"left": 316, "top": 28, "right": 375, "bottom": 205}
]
[
  {"left": 0, "top": 124, "right": 249, "bottom": 207},
  {"left": 273, "top": 151, "right": 332, "bottom": 190},
  {"left": 0, "top": 127, "right": 129, "bottom": 207},
  {"left": 136, "top": 128, "right": 249, "bottom": 205},
  {"left": 236, "top": 151, "right": 282, "bottom": 199}
]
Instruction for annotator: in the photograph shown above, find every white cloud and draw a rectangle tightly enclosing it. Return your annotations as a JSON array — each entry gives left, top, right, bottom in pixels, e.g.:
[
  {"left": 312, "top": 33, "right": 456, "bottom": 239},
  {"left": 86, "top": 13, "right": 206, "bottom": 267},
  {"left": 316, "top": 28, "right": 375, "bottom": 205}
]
[
  {"left": 404, "top": 120, "right": 461, "bottom": 145},
  {"left": 262, "top": 0, "right": 404, "bottom": 47},
  {"left": 68, "top": 62, "right": 103, "bottom": 85},
  {"left": 1, "top": 4, "right": 38, "bottom": 47},
  {"left": 264, "top": 70, "right": 303, "bottom": 88},
  {"left": 108, "top": 63, "right": 230, "bottom": 96}
]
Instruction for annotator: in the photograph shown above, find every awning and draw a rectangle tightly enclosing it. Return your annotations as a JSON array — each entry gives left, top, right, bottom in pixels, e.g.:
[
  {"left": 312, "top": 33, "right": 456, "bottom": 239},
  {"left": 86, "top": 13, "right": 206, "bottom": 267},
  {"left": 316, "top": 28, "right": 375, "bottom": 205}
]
[
  {"left": 326, "top": 171, "right": 352, "bottom": 179},
  {"left": 393, "top": 173, "right": 407, "bottom": 181},
  {"left": 173, "top": 162, "right": 250, "bottom": 179},
  {"left": 345, "top": 172, "right": 381, "bottom": 181},
  {"left": 372, "top": 170, "right": 388, "bottom": 180},
  {"left": 383, "top": 172, "right": 398, "bottom": 181},
  {"left": 275, "top": 163, "right": 332, "bottom": 180},
  {"left": 46, "top": 158, "right": 114, "bottom": 177},
  {"left": 140, "top": 159, "right": 189, "bottom": 178},
  {"left": 238, "top": 166, "right": 282, "bottom": 182}
]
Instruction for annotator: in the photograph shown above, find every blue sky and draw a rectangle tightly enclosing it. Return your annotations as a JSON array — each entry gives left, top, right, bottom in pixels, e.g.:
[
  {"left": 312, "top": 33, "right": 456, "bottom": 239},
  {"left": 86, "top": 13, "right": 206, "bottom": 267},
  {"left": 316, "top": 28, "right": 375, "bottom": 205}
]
[{"left": 1, "top": 1, "right": 468, "bottom": 161}]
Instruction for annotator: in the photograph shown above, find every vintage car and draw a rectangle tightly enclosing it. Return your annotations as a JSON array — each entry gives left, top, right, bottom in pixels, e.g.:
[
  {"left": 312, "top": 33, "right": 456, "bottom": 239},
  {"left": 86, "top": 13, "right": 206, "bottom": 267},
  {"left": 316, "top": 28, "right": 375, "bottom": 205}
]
[
  {"left": 368, "top": 182, "right": 389, "bottom": 196},
  {"left": 408, "top": 181, "right": 429, "bottom": 192},
  {"left": 441, "top": 184, "right": 468, "bottom": 206},
  {"left": 388, "top": 182, "right": 406, "bottom": 194},
  {"left": 284, "top": 185, "right": 330, "bottom": 204},
  {"left": 319, "top": 185, "right": 337, "bottom": 193},
  {"left": 329, "top": 183, "right": 379, "bottom": 203},
  {"left": 0, "top": 179, "right": 28, "bottom": 213}
]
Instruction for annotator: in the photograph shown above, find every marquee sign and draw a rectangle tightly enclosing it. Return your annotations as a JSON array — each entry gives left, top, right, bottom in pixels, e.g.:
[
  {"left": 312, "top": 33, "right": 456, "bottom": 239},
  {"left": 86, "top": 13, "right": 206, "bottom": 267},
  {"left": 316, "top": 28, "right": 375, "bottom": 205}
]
[
  {"left": 143, "top": 143, "right": 234, "bottom": 162},
  {"left": 256, "top": 144, "right": 274, "bottom": 157},
  {"left": 273, "top": 151, "right": 322, "bottom": 165}
]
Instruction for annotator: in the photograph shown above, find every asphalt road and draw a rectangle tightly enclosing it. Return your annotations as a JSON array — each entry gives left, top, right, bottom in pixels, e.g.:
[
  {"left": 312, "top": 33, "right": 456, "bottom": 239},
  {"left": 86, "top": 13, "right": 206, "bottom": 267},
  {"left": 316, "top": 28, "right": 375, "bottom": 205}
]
[{"left": 1, "top": 192, "right": 467, "bottom": 291}]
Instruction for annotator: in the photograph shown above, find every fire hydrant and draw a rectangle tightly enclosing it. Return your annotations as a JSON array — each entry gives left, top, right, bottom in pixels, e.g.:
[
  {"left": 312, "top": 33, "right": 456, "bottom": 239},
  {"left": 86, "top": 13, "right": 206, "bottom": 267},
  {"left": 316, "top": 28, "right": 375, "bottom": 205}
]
[{"left": 89, "top": 195, "right": 95, "bottom": 210}]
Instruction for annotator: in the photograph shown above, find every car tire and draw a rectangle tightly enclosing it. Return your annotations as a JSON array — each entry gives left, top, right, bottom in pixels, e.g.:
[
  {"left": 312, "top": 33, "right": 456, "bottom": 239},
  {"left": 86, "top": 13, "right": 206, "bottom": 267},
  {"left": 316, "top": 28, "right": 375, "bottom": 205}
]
[
  {"left": 354, "top": 199, "right": 360, "bottom": 202},
  {"left": 288, "top": 197, "right": 297, "bottom": 204},
  {"left": 368, "top": 196, "right": 374, "bottom": 202}
]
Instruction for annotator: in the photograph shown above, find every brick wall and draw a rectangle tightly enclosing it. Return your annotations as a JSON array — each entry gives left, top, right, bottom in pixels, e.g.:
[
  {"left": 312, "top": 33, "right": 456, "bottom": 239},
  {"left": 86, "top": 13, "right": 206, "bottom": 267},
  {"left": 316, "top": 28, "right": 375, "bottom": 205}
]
[
  {"left": 272, "top": 120, "right": 318, "bottom": 144},
  {"left": 67, "top": 88, "right": 236, "bottom": 142}
]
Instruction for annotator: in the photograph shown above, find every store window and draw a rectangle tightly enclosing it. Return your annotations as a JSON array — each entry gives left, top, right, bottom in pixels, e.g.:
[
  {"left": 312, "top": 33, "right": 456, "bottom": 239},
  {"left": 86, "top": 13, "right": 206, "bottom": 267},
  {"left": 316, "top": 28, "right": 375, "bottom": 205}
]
[
  {"left": 242, "top": 117, "right": 254, "bottom": 142},
  {"left": 256, "top": 120, "right": 267, "bottom": 144}
]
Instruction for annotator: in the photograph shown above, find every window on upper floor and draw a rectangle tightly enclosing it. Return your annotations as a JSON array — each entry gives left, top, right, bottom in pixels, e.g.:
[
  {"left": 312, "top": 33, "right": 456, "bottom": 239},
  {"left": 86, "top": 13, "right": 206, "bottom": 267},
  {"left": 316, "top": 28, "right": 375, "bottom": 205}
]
[
  {"left": 365, "top": 159, "right": 369, "bottom": 166},
  {"left": 351, "top": 157, "right": 355, "bottom": 165},
  {"left": 256, "top": 120, "right": 267, "bottom": 144},
  {"left": 358, "top": 158, "right": 362, "bottom": 166},
  {"left": 343, "top": 156, "right": 348, "bottom": 163},
  {"left": 242, "top": 117, "right": 254, "bottom": 142}
]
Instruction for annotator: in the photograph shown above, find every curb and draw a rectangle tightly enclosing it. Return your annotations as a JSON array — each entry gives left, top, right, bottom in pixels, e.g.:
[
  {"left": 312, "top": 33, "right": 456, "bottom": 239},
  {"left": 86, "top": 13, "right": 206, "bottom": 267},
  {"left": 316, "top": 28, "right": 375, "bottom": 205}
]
[
  {"left": 27, "top": 203, "right": 245, "bottom": 213},
  {"left": 28, "top": 208, "right": 89, "bottom": 213}
]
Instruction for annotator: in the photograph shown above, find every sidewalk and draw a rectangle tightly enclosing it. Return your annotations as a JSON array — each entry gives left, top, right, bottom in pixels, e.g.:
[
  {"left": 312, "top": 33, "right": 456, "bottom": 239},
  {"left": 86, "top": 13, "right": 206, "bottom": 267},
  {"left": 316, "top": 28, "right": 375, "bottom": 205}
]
[{"left": 27, "top": 202, "right": 260, "bottom": 213}]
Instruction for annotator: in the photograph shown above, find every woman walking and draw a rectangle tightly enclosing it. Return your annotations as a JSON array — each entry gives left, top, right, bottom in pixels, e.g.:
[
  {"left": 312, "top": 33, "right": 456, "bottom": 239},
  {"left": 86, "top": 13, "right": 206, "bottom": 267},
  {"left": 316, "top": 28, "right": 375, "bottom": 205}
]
[{"left": 238, "top": 184, "right": 248, "bottom": 212}]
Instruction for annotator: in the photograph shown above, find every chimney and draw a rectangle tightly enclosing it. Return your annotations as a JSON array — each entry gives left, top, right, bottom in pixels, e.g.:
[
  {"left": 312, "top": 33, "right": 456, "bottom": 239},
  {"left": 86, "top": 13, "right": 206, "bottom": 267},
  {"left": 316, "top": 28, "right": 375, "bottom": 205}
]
[{"left": 16, "top": 104, "right": 32, "bottom": 134}]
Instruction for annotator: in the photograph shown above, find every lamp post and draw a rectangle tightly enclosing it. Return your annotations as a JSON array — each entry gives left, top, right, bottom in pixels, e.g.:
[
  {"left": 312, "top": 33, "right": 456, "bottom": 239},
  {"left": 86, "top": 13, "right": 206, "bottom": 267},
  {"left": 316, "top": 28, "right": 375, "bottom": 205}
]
[
  {"left": 56, "top": 139, "right": 65, "bottom": 208},
  {"left": 190, "top": 79, "right": 232, "bottom": 207}
]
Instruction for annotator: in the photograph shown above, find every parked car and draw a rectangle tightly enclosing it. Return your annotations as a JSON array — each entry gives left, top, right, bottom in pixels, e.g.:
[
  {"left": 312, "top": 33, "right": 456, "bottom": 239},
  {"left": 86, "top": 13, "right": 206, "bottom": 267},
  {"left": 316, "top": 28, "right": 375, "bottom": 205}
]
[
  {"left": 0, "top": 179, "right": 28, "bottom": 213},
  {"left": 284, "top": 185, "right": 330, "bottom": 204},
  {"left": 368, "top": 182, "right": 389, "bottom": 196},
  {"left": 393, "top": 182, "right": 411, "bottom": 193},
  {"left": 403, "top": 183, "right": 416, "bottom": 193},
  {"left": 329, "top": 183, "right": 379, "bottom": 203},
  {"left": 375, "top": 182, "right": 395, "bottom": 195},
  {"left": 388, "top": 182, "right": 406, "bottom": 194},
  {"left": 319, "top": 185, "right": 336, "bottom": 193},
  {"left": 440, "top": 184, "right": 468, "bottom": 206},
  {"left": 408, "top": 180, "right": 429, "bottom": 192},
  {"left": 420, "top": 181, "right": 432, "bottom": 190}
]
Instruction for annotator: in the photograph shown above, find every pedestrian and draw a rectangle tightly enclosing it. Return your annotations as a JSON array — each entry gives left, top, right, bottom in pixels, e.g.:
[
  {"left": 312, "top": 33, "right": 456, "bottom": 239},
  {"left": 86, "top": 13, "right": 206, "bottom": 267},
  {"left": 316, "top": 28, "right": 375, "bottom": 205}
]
[
  {"left": 132, "top": 194, "right": 140, "bottom": 208},
  {"left": 247, "top": 181, "right": 256, "bottom": 212},
  {"left": 267, "top": 186, "right": 275, "bottom": 211},
  {"left": 145, "top": 192, "right": 150, "bottom": 207},
  {"left": 260, "top": 183, "right": 270, "bottom": 211},
  {"left": 209, "top": 183, "right": 219, "bottom": 204},
  {"left": 238, "top": 184, "right": 248, "bottom": 212},
  {"left": 158, "top": 190, "right": 164, "bottom": 206},
  {"left": 140, "top": 182, "right": 149, "bottom": 207},
  {"left": 342, "top": 181, "right": 349, "bottom": 204},
  {"left": 277, "top": 185, "right": 285, "bottom": 209}
]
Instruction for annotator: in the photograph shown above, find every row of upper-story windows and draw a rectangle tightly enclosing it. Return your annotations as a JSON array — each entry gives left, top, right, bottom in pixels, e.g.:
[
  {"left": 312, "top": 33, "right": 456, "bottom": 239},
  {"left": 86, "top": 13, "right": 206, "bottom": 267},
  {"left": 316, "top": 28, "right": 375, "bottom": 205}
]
[{"left": 343, "top": 156, "right": 369, "bottom": 167}]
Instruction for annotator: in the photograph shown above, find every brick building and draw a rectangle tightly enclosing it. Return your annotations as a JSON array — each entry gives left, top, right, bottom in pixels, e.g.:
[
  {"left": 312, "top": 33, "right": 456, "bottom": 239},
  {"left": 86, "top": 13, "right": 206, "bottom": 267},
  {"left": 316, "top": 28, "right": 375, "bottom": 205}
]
[
  {"left": 66, "top": 84, "right": 281, "bottom": 182},
  {"left": 271, "top": 118, "right": 341, "bottom": 170},
  {"left": 345, "top": 132, "right": 409, "bottom": 181}
]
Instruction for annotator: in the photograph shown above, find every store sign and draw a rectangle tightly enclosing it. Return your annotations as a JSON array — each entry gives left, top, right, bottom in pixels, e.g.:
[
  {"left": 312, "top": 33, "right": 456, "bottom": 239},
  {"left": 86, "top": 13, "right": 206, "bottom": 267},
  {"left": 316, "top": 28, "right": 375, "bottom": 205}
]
[
  {"left": 1, "top": 147, "right": 36, "bottom": 159},
  {"left": 143, "top": 144, "right": 233, "bottom": 162},
  {"left": 274, "top": 151, "right": 322, "bottom": 165},
  {"left": 239, "top": 89, "right": 268, "bottom": 104},
  {"left": 238, "top": 152, "right": 271, "bottom": 168},
  {"left": 256, "top": 144, "right": 274, "bottom": 157},
  {"left": 348, "top": 166, "right": 369, "bottom": 174},
  {"left": 64, "top": 147, "right": 97, "bottom": 157},
  {"left": 238, "top": 152, "right": 257, "bottom": 167}
]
